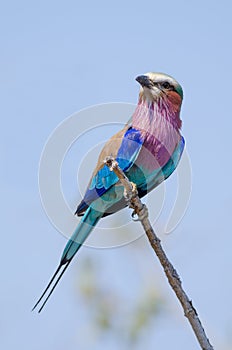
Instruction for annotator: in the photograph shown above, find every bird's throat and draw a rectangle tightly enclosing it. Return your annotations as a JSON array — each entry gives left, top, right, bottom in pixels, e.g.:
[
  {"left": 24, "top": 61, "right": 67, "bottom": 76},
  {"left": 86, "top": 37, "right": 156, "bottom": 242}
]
[{"left": 131, "top": 97, "right": 182, "bottom": 169}]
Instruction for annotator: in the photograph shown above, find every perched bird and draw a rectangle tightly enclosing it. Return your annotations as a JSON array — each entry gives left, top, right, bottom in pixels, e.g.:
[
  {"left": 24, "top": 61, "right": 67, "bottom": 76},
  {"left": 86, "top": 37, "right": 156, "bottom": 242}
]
[{"left": 33, "top": 72, "right": 185, "bottom": 312}]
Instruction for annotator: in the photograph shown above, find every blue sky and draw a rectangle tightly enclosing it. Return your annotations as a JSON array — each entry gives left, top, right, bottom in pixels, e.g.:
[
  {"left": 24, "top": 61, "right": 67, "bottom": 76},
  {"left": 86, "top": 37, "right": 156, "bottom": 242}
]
[{"left": 1, "top": 0, "right": 232, "bottom": 349}]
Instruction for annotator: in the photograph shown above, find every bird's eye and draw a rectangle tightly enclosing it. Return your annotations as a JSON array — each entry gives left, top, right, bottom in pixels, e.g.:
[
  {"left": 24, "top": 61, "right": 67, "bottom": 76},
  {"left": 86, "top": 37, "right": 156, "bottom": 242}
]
[{"left": 161, "top": 81, "right": 172, "bottom": 89}]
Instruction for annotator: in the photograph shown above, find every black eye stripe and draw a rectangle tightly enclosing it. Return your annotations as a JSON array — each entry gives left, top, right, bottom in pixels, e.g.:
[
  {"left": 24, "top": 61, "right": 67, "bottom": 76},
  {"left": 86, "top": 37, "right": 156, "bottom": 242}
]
[
  {"left": 152, "top": 81, "right": 174, "bottom": 89},
  {"left": 152, "top": 80, "right": 175, "bottom": 91}
]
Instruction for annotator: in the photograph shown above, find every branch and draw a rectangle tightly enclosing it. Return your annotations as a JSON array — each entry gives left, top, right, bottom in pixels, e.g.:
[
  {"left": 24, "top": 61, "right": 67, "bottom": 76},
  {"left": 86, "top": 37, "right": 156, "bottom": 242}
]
[{"left": 104, "top": 156, "right": 214, "bottom": 350}]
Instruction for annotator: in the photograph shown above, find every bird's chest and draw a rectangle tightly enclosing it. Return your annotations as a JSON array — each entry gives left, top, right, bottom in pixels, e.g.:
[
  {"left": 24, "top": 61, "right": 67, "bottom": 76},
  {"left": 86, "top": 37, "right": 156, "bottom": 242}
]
[{"left": 136, "top": 132, "right": 178, "bottom": 172}]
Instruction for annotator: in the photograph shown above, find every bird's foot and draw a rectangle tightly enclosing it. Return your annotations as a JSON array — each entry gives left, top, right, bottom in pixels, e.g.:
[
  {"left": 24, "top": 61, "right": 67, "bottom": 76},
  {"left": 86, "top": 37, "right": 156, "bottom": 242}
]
[
  {"left": 124, "top": 182, "right": 138, "bottom": 202},
  {"left": 104, "top": 156, "right": 118, "bottom": 171},
  {"left": 131, "top": 182, "right": 138, "bottom": 196},
  {"left": 131, "top": 204, "right": 148, "bottom": 222}
]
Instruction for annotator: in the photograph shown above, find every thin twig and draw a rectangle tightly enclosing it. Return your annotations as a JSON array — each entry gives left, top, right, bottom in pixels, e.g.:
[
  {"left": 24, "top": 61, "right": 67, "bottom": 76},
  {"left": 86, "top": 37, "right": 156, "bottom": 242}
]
[{"left": 104, "top": 156, "right": 214, "bottom": 350}]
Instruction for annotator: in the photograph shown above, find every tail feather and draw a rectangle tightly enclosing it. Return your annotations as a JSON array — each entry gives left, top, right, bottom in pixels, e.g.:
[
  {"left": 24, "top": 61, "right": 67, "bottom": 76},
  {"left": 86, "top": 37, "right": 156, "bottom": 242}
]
[
  {"left": 31, "top": 262, "right": 65, "bottom": 312},
  {"left": 32, "top": 261, "right": 71, "bottom": 313},
  {"left": 61, "top": 207, "right": 101, "bottom": 263},
  {"left": 32, "top": 208, "right": 101, "bottom": 312}
]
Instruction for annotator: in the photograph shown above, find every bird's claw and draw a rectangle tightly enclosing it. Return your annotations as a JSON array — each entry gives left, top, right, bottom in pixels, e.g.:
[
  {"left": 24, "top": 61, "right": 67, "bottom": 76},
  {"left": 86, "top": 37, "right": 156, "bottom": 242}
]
[
  {"left": 104, "top": 156, "right": 118, "bottom": 172},
  {"left": 131, "top": 210, "right": 139, "bottom": 221},
  {"left": 131, "top": 204, "right": 148, "bottom": 222}
]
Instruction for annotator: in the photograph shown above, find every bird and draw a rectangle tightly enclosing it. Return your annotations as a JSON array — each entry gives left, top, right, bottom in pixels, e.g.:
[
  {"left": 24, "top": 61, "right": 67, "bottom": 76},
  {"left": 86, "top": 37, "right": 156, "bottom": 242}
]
[{"left": 32, "top": 72, "right": 185, "bottom": 312}]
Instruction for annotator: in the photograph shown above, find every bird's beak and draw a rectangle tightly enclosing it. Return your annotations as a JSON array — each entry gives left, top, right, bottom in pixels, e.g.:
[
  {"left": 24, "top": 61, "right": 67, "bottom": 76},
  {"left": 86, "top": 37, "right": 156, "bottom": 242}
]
[{"left": 136, "top": 75, "right": 152, "bottom": 88}]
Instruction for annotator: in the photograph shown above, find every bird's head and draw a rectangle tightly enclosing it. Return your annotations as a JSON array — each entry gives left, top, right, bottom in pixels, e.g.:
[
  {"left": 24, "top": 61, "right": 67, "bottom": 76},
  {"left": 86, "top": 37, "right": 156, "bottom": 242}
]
[
  {"left": 136, "top": 72, "right": 183, "bottom": 110},
  {"left": 134, "top": 72, "right": 183, "bottom": 130}
]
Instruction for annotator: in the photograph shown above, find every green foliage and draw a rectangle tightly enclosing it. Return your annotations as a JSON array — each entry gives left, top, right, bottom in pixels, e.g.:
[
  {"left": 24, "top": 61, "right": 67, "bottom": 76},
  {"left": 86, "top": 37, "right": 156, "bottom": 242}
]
[
  {"left": 128, "top": 289, "right": 161, "bottom": 344},
  {"left": 74, "top": 250, "right": 164, "bottom": 348}
]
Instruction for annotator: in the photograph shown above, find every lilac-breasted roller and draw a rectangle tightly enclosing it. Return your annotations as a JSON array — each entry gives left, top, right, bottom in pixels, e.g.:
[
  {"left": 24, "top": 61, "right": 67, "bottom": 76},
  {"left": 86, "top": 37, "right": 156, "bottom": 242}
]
[{"left": 33, "top": 72, "right": 185, "bottom": 312}]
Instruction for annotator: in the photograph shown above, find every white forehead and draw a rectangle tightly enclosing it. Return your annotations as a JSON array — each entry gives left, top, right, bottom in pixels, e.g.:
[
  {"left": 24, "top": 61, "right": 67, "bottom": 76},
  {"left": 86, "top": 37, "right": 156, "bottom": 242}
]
[{"left": 145, "top": 72, "right": 179, "bottom": 86}]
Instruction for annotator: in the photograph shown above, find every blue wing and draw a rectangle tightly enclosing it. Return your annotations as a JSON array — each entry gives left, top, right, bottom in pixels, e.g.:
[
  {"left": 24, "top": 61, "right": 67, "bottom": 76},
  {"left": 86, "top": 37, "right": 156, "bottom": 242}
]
[{"left": 75, "top": 127, "right": 144, "bottom": 215}]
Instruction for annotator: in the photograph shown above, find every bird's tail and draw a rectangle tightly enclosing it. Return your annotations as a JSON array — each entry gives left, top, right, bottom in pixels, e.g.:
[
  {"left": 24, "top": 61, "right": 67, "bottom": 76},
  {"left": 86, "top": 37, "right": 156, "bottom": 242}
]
[{"left": 32, "top": 207, "right": 102, "bottom": 313}]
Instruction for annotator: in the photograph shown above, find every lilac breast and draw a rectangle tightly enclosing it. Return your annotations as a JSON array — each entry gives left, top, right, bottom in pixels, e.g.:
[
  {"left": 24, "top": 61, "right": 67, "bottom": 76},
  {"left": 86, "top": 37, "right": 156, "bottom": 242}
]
[
  {"left": 135, "top": 134, "right": 178, "bottom": 172},
  {"left": 131, "top": 98, "right": 182, "bottom": 172}
]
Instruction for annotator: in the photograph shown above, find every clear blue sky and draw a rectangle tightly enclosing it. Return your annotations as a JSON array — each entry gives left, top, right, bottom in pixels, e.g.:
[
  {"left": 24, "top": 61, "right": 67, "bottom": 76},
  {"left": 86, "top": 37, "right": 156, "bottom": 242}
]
[{"left": 1, "top": 0, "right": 232, "bottom": 349}]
